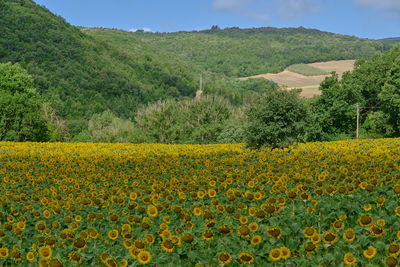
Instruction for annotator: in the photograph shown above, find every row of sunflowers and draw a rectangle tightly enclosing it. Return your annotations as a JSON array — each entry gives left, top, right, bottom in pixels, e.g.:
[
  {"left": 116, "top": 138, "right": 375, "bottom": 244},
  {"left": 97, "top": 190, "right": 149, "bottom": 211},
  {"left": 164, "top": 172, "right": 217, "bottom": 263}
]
[{"left": 0, "top": 139, "right": 399, "bottom": 266}]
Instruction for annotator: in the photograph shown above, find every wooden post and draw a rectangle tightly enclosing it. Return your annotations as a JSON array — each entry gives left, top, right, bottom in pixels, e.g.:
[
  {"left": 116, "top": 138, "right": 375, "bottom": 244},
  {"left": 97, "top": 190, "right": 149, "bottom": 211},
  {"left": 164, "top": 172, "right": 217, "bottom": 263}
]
[{"left": 356, "top": 103, "right": 359, "bottom": 139}]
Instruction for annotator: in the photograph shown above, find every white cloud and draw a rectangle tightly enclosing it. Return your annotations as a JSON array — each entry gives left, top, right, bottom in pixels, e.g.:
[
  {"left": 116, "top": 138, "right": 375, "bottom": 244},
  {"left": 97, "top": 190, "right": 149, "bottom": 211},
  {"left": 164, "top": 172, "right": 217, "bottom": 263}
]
[
  {"left": 354, "top": 0, "right": 400, "bottom": 16},
  {"left": 128, "top": 28, "right": 152, "bottom": 32}
]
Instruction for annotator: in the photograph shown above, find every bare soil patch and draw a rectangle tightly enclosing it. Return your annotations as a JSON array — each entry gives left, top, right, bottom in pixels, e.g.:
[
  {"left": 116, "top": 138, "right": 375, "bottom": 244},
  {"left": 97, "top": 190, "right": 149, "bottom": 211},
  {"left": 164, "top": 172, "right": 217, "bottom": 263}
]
[{"left": 239, "top": 60, "right": 355, "bottom": 98}]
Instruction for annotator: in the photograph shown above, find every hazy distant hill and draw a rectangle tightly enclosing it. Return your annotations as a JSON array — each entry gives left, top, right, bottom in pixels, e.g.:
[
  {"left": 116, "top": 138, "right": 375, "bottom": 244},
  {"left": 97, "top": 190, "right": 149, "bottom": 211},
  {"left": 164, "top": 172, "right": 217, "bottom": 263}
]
[
  {"left": 88, "top": 26, "right": 389, "bottom": 78},
  {"left": 379, "top": 37, "right": 400, "bottom": 44}
]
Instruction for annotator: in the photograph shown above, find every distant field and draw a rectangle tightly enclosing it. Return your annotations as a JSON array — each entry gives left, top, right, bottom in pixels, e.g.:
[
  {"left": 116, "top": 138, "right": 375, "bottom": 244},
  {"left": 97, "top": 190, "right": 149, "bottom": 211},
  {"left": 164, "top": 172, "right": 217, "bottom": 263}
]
[
  {"left": 240, "top": 60, "right": 355, "bottom": 98},
  {"left": 287, "top": 64, "right": 328, "bottom": 76}
]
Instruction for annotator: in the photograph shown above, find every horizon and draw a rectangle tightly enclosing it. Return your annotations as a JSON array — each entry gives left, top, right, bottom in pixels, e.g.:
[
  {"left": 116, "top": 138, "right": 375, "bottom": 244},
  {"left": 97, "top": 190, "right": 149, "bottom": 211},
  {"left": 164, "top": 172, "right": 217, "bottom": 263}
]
[{"left": 32, "top": 0, "right": 400, "bottom": 40}]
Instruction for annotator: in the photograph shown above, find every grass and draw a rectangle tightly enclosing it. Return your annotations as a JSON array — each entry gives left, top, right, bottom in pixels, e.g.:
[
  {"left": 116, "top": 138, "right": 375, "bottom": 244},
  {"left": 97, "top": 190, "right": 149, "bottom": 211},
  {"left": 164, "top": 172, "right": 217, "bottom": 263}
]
[{"left": 287, "top": 64, "right": 329, "bottom": 76}]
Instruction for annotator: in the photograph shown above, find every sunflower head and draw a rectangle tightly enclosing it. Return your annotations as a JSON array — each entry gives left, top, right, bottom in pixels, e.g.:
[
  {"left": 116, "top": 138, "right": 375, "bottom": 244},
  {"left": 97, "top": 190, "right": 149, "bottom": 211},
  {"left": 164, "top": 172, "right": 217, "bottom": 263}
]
[
  {"left": 218, "top": 252, "right": 232, "bottom": 264},
  {"left": 251, "top": 235, "right": 262, "bottom": 246},
  {"left": 280, "top": 246, "right": 291, "bottom": 259},
  {"left": 304, "top": 242, "right": 318, "bottom": 254},
  {"left": 269, "top": 248, "right": 281, "bottom": 261},
  {"left": 323, "top": 231, "right": 338, "bottom": 245},
  {"left": 239, "top": 252, "right": 254, "bottom": 265},
  {"left": 359, "top": 214, "right": 373, "bottom": 227},
  {"left": 38, "top": 246, "right": 52, "bottom": 260},
  {"left": 343, "top": 228, "right": 355, "bottom": 242},
  {"left": 343, "top": 253, "right": 356, "bottom": 265},
  {"left": 137, "top": 250, "right": 151, "bottom": 265},
  {"left": 370, "top": 224, "right": 384, "bottom": 238},
  {"left": 266, "top": 227, "right": 282, "bottom": 239},
  {"left": 363, "top": 246, "right": 376, "bottom": 259}
]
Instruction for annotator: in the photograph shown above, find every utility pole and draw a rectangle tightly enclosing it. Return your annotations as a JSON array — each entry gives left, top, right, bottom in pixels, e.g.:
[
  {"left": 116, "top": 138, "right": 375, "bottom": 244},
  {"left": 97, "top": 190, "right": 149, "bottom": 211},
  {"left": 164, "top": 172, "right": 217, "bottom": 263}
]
[{"left": 356, "top": 103, "right": 359, "bottom": 139}]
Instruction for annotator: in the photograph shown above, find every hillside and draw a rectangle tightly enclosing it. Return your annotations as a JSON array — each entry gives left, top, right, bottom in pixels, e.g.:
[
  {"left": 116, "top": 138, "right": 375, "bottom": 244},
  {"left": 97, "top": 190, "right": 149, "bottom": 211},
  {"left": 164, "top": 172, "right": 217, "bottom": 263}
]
[
  {"left": 379, "top": 37, "right": 400, "bottom": 44},
  {"left": 91, "top": 26, "right": 389, "bottom": 78},
  {"left": 240, "top": 60, "right": 355, "bottom": 97},
  {"left": 0, "top": 0, "right": 197, "bottom": 134},
  {"left": 0, "top": 0, "right": 394, "bottom": 137}
]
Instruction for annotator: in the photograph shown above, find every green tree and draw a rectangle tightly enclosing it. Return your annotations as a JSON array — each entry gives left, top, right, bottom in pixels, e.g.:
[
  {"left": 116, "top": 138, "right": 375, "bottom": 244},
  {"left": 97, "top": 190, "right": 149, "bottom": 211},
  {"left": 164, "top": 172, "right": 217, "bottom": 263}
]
[
  {"left": 135, "top": 95, "right": 233, "bottom": 144},
  {"left": 310, "top": 72, "right": 363, "bottom": 139},
  {"left": 244, "top": 89, "right": 310, "bottom": 149},
  {"left": 378, "top": 58, "right": 400, "bottom": 136},
  {"left": 87, "top": 110, "right": 141, "bottom": 143},
  {"left": 0, "top": 62, "right": 49, "bottom": 141}
]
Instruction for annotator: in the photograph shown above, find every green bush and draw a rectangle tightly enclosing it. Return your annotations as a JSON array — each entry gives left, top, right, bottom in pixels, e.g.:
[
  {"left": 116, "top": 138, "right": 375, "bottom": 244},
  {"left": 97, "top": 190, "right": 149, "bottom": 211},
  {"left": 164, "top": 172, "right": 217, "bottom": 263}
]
[
  {"left": 135, "top": 95, "right": 234, "bottom": 144},
  {"left": 244, "top": 89, "right": 310, "bottom": 149}
]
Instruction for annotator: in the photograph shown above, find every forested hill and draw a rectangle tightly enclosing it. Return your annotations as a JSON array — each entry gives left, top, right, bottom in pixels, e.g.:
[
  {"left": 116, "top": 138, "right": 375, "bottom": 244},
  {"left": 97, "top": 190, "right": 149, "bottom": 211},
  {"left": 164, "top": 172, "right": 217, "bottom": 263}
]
[
  {"left": 0, "top": 0, "right": 197, "bottom": 134},
  {"left": 379, "top": 37, "right": 400, "bottom": 44},
  {"left": 0, "top": 0, "right": 394, "bottom": 136},
  {"left": 87, "top": 26, "right": 390, "bottom": 78}
]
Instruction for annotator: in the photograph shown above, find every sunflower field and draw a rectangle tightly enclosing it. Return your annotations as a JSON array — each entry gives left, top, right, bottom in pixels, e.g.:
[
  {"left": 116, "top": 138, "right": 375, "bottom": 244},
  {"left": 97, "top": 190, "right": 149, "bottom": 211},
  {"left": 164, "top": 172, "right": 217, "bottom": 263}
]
[{"left": 0, "top": 139, "right": 400, "bottom": 266}]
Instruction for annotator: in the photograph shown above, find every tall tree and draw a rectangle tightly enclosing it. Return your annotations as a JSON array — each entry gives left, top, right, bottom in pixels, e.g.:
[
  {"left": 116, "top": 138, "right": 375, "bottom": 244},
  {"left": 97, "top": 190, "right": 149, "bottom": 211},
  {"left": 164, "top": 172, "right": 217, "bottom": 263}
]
[{"left": 0, "top": 62, "right": 49, "bottom": 141}]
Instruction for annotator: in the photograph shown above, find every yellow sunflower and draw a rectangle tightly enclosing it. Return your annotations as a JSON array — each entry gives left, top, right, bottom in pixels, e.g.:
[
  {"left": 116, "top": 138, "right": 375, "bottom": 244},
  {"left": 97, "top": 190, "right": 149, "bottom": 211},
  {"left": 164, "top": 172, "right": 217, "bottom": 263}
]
[
  {"left": 38, "top": 246, "right": 52, "bottom": 260},
  {"left": 108, "top": 229, "right": 119, "bottom": 240},
  {"left": 370, "top": 224, "right": 385, "bottom": 238},
  {"left": 359, "top": 214, "right": 373, "bottom": 227},
  {"left": 26, "top": 251, "right": 35, "bottom": 262},
  {"left": 161, "top": 239, "right": 175, "bottom": 253},
  {"left": 137, "top": 250, "right": 151, "bottom": 265},
  {"left": 251, "top": 235, "right": 262, "bottom": 246},
  {"left": 323, "top": 231, "right": 338, "bottom": 245},
  {"left": 343, "top": 253, "right": 356, "bottom": 265},
  {"left": 395, "top": 206, "right": 400, "bottom": 217},
  {"left": 304, "top": 242, "right": 318, "bottom": 254},
  {"left": 72, "top": 237, "right": 87, "bottom": 249},
  {"left": 181, "top": 233, "right": 194, "bottom": 244},
  {"left": 311, "top": 233, "right": 321, "bottom": 244},
  {"left": 385, "top": 257, "right": 397, "bottom": 267},
  {"left": 303, "top": 226, "right": 316, "bottom": 238},
  {"left": 363, "top": 204, "right": 372, "bottom": 211},
  {"left": 363, "top": 246, "right": 376, "bottom": 259},
  {"left": 249, "top": 222, "right": 259, "bottom": 232},
  {"left": 269, "top": 248, "right": 281, "bottom": 261},
  {"left": 266, "top": 227, "right": 282, "bottom": 239},
  {"left": 332, "top": 220, "right": 343, "bottom": 231},
  {"left": 147, "top": 205, "right": 158, "bottom": 218},
  {"left": 237, "top": 225, "right": 250, "bottom": 239},
  {"left": 218, "top": 252, "right": 232, "bottom": 264},
  {"left": 280, "top": 246, "right": 291, "bottom": 259},
  {"left": 202, "top": 230, "right": 214, "bottom": 241},
  {"left": 343, "top": 228, "right": 355, "bottom": 242},
  {"left": 218, "top": 225, "right": 233, "bottom": 236},
  {"left": 239, "top": 252, "right": 254, "bottom": 265},
  {"left": 388, "top": 242, "right": 400, "bottom": 257}
]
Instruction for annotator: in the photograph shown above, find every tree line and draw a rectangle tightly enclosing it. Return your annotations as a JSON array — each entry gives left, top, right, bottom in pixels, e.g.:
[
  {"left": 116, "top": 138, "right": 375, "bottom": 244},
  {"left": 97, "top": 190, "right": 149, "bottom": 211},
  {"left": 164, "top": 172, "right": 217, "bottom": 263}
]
[{"left": 2, "top": 45, "right": 400, "bottom": 148}]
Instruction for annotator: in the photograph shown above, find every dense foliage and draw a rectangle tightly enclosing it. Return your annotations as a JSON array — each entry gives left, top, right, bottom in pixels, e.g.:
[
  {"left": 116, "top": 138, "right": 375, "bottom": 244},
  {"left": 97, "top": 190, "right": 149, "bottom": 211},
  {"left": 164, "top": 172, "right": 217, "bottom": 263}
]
[
  {"left": 1, "top": 140, "right": 400, "bottom": 265},
  {"left": 0, "top": 62, "right": 49, "bottom": 141},
  {"left": 311, "top": 45, "right": 400, "bottom": 140},
  {"left": 134, "top": 95, "right": 234, "bottom": 144},
  {"left": 244, "top": 89, "right": 310, "bottom": 148},
  {"left": 0, "top": 0, "right": 197, "bottom": 136},
  {"left": 119, "top": 26, "right": 387, "bottom": 77}
]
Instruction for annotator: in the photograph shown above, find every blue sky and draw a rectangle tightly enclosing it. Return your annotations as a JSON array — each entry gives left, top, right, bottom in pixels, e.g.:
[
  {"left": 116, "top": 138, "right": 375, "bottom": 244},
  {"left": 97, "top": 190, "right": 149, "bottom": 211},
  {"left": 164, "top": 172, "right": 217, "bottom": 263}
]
[{"left": 33, "top": 0, "right": 400, "bottom": 39}]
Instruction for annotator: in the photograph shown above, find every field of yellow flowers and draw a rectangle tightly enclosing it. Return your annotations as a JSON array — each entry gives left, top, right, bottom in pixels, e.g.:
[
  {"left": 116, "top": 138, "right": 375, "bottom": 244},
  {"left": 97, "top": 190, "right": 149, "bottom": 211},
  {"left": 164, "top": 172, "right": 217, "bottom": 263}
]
[{"left": 0, "top": 139, "right": 400, "bottom": 266}]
